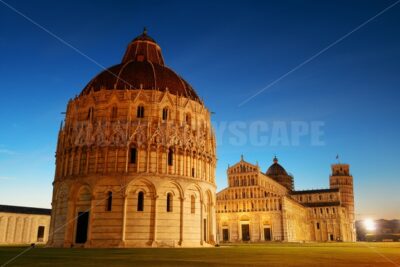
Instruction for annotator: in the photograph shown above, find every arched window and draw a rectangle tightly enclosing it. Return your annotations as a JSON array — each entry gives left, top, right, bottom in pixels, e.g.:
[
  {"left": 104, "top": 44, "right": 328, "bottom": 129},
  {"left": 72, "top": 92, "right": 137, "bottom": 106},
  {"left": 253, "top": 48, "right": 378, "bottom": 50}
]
[
  {"left": 137, "top": 191, "right": 144, "bottom": 211},
  {"left": 166, "top": 193, "right": 173, "bottom": 212},
  {"left": 137, "top": 106, "right": 144, "bottom": 118},
  {"left": 168, "top": 149, "right": 173, "bottom": 166},
  {"left": 130, "top": 147, "right": 137, "bottom": 164},
  {"left": 191, "top": 195, "right": 195, "bottom": 214},
  {"left": 162, "top": 107, "right": 168, "bottom": 121},
  {"left": 191, "top": 167, "right": 195, "bottom": 177},
  {"left": 106, "top": 191, "right": 112, "bottom": 211},
  {"left": 111, "top": 106, "right": 118, "bottom": 120}
]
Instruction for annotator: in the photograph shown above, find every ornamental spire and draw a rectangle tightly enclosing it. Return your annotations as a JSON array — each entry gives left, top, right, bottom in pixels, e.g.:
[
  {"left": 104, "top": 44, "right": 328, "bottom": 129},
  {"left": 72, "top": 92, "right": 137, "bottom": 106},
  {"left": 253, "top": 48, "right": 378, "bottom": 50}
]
[{"left": 121, "top": 28, "right": 164, "bottom": 65}]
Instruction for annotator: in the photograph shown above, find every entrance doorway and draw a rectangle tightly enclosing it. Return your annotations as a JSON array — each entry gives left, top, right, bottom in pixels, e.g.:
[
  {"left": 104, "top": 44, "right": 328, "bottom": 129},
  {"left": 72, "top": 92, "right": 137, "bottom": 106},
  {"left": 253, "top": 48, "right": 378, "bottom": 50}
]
[
  {"left": 222, "top": 228, "right": 229, "bottom": 242},
  {"left": 75, "top": 212, "right": 89, "bottom": 244},
  {"left": 264, "top": 227, "right": 271, "bottom": 241},
  {"left": 241, "top": 224, "right": 250, "bottom": 241}
]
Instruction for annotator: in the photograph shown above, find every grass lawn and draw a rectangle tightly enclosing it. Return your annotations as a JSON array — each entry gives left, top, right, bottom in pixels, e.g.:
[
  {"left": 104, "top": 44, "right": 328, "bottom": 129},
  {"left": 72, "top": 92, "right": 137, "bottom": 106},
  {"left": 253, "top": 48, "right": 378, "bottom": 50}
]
[{"left": 0, "top": 242, "right": 399, "bottom": 267}]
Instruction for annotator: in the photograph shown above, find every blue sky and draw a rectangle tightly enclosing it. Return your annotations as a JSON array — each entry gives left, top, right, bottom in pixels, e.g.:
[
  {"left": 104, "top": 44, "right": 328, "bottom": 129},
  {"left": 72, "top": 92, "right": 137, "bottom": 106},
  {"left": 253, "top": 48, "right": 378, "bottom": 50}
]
[{"left": 0, "top": 0, "right": 399, "bottom": 219}]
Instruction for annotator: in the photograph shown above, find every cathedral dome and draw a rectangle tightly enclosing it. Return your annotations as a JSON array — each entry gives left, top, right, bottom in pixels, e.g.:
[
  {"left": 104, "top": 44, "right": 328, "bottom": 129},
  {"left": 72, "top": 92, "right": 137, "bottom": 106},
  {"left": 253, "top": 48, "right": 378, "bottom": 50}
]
[
  {"left": 266, "top": 156, "right": 288, "bottom": 177},
  {"left": 80, "top": 28, "right": 201, "bottom": 102}
]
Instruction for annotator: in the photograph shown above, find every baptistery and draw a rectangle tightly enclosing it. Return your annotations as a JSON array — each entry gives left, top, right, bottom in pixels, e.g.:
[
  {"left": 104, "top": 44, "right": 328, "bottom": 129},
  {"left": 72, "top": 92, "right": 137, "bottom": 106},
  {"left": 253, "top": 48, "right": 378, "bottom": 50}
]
[{"left": 48, "top": 29, "right": 217, "bottom": 248}]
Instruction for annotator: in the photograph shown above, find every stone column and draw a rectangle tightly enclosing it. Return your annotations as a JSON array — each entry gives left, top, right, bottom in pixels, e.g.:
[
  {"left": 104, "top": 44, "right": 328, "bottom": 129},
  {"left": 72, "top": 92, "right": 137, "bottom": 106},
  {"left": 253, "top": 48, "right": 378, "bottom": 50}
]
[
  {"left": 146, "top": 147, "right": 150, "bottom": 173},
  {"left": 86, "top": 195, "right": 96, "bottom": 247},
  {"left": 179, "top": 197, "right": 185, "bottom": 246},
  {"left": 174, "top": 149, "right": 177, "bottom": 175},
  {"left": 259, "top": 215, "right": 262, "bottom": 241},
  {"left": 185, "top": 151, "right": 188, "bottom": 176},
  {"left": 237, "top": 220, "right": 241, "bottom": 241},
  {"left": 155, "top": 147, "right": 159, "bottom": 174},
  {"left": 200, "top": 200, "right": 204, "bottom": 245},
  {"left": 210, "top": 202, "right": 216, "bottom": 244},
  {"left": 76, "top": 149, "right": 82, "bottom": 174},
  {"left": 151, "top": 195, "right": 159, "bottom": 247},
  {"left": 71, "top": 149, "right": 75, "bottom": 175},
  {"left": 114, "top": 149, "right": 118, "bottom": 172},
  {"left": 86, "top": 149, "right": 91, "bottom": 174},
  {"left": 136, "top": 149, "right": 140, "bottom": 173},
  {"left": 120, "top": 193, "right": 128, "bottom": 247},
  {"left": 64, "top": 199, "right": 75, "bottom": 247},
  {"left": 281, "top": 198, "right": 288, "bottom": 241},
  {"left": 125, "top": 146, "right": 129, "bottom": 173},
  {"left": 165, "top": 149, "right": 168, "bottom": 174}
]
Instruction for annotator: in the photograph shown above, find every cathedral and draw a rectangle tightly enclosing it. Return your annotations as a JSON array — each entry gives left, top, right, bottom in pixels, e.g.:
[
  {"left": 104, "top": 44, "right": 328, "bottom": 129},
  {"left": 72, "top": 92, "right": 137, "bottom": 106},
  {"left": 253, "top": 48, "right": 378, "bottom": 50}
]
[
  {"left": 48, "top": 29, "right": 217, "bottom": 248},
  {"left": 216, "top": 156, "right": 356, "bottom": 242}
]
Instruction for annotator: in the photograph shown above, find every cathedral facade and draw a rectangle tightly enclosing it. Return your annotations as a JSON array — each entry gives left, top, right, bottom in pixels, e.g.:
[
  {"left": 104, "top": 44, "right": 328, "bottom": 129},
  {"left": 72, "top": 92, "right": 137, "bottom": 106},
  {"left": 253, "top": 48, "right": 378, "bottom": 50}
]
[
  {"left": 48, "top": 30, "right": 217, "bottom": 248},
  {"left": 216, "top": 156, "right": 356, "bottom": 243}
]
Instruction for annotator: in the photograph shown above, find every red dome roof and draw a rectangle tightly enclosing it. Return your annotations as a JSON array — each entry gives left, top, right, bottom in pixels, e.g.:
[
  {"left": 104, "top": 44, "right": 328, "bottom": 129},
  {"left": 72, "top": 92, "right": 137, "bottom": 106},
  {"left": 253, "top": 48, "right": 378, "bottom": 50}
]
[
  {"left": 80, "top": 29, "right": 201, "bottom": 102},
  {"left": 266, "top": 156, "right": 288, "bottom": 177}
]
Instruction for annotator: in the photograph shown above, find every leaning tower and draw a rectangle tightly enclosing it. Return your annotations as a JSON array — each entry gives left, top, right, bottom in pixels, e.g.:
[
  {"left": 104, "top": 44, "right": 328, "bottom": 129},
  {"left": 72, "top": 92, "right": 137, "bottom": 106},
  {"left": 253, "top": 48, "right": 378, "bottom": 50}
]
[
  {"left": 48, "top": 29, "right": 217, "bottom": 248},
  {"left": 329, "top": 163, "right": 356, "bottom": 241}
]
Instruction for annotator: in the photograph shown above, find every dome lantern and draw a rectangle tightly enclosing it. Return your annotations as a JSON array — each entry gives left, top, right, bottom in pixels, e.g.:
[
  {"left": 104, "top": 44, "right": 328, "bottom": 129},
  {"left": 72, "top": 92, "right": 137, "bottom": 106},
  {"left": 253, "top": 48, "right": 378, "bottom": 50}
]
[{"left": 121, "top": 28, "right": 165, "bottom": 65}]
